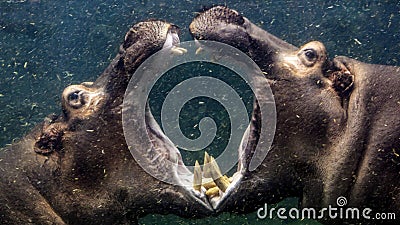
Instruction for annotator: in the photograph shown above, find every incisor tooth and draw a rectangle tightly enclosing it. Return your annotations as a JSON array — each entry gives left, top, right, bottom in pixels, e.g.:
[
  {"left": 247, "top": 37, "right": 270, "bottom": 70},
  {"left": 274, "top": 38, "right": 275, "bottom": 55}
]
[
  {"left": 202, "top": 179, "right": 216, "bottom": 190},
  {"left": 203, "top": 151, "right": 211, "bottom": 178},
  {"left": 209, "top": 156, "right": 230, "bottom": 192},
  {"left": 193, "top": 160, "right": 202, "bottom": 191},
  {"left": 205, "top": 186, "right": 220, "bottom": 197}
]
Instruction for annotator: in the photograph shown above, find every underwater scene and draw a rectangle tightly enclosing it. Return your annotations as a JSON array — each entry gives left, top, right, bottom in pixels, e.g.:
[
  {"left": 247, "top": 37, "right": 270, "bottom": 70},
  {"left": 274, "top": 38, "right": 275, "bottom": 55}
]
[{"left": 1, "top": 0, "right": 399, "bottom": 224}]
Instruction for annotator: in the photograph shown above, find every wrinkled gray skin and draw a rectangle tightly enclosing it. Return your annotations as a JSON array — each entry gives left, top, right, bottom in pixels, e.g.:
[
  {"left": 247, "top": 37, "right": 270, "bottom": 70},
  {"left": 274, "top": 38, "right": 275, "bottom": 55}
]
[
  {"left": 190, "top": 6, "right": 400, "bottom": 224},
  {"left": 0, "top": 20, "right": 210, "bottom": 224}
]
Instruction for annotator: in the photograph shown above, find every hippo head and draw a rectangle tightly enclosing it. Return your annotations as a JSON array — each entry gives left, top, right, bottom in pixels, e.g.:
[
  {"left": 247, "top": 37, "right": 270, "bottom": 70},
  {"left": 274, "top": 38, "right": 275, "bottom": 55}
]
[
  {"left": 0, "top": 20, "right": 212, "bottom": 224},
  {"left": 43, "top": 20, "right": 216, "bottom": 221},
  {"left": 189, "top": 6, "right": 348, "bottom": 211},
  {"left": 188, "top": 6, "right": 400, "bottom": 216}
]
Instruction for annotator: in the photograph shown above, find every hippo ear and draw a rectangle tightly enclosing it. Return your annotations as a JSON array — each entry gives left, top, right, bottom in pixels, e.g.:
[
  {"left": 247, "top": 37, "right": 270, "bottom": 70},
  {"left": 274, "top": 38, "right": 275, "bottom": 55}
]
[
  {"left": 330, "top": 70, "right": 354, "bottom": 97},
  {"left": 327, "top": 58, "right": 355, "bottom": 98},
  {"left": 34, "top": 117, "right": 66, "bottom": 155}
]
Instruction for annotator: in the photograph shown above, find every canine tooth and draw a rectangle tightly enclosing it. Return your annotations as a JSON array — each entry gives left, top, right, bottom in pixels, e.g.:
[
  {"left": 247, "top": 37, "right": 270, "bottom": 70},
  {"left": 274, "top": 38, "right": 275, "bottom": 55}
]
[
  {"left": 203, "top": 151, "right": 211, "bottom": 178},
  {"left": 209, "top": 156, "right": 222, "bottom": 177},
  {"left": 205, "top": 186, "right": 220, "bottom": 197},
  {"left": 209, "top": 157, "right": 230, "bottom": 192},
  {"left": 204, "top": 151, "right": 211, "bottom": 163},
  {"left": 193, "top": 160, "right": 202, "bottom": 191}
]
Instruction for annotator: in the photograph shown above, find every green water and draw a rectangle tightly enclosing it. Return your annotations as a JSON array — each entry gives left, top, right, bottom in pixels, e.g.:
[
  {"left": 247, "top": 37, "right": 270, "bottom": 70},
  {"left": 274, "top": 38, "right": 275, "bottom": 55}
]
[
  {"left": 1, "top": 0, "right": 399, "bottom": 224},
  {"left": 148, "top": 61, "right": 254, "bottom": 168},
  {"left": 140, "top": 198, "right": 321, "bottom": 225}
]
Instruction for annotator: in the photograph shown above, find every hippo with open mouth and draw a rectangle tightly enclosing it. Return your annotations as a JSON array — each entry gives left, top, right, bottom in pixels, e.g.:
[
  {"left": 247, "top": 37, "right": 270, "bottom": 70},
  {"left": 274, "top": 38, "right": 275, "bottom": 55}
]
[
  {"left": 188, "top": 6, "right": 400, "bottom": 224},
  {"left": 0, "top": 20, "right": 211, "bottom": 224}
]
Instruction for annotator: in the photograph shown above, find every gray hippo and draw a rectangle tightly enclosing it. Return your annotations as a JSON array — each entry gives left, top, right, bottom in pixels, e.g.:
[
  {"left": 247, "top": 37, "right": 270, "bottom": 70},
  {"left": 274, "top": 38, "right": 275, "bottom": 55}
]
[
  {"left": 0, "top": 20, "right": 211, "bottom": 224},
  {"left": 188, "top": 6, "right": 400, "bottom": 224}
]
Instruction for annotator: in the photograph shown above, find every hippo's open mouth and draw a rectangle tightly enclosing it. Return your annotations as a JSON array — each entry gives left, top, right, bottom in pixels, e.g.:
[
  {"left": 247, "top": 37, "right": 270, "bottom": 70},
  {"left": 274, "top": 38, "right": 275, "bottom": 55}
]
[
  {"left": 130, "top": 68, "right": 255, "bottom": 212},
  {"left": 142, "top": 101, "right": 254, "bottom": 212},
  {"left": 118, "top": 19, "right": 265, "bottom": 212},
  {"left": 120, "top": 7, "right": 354, "bottom": 215}
]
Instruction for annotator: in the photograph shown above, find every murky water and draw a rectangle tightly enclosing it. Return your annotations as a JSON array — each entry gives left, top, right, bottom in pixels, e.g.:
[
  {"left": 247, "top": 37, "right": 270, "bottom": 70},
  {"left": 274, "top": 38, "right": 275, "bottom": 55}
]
[{"left": 1, "top": 0, "right": 399, "bottom": 224}]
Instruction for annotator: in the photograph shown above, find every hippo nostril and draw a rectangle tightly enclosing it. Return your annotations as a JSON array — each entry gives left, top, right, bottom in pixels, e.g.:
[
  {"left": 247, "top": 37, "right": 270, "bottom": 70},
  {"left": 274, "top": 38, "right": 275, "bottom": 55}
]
[
  {"left": 67, "top": 91, "right": 85, "bottom": 109},
  {"left": 68, "top": 91, "right": 80, "bottom": 102}
]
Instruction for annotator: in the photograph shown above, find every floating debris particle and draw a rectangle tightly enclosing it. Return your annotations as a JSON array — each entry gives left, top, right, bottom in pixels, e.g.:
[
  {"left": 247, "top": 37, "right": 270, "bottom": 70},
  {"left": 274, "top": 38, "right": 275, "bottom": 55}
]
[{"left": 354, "top": 38, "right": 362, "bottom": 45}]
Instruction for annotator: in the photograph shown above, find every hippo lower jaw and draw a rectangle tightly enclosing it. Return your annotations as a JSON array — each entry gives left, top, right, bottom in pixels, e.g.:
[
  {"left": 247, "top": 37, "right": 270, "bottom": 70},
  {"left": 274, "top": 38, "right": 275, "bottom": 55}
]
[
  {"left": 142, "top": 103, "right": 250, "bottom": 211},
  {"left": 191, "top": 148, "right": 247, "bottom": 210}
]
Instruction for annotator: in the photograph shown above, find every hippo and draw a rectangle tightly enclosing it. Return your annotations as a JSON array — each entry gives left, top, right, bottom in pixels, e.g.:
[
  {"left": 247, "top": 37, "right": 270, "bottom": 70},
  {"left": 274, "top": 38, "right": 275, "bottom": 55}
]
[
  {"left": 188, "top": 6, "right": 400, "bottom": 224},
  {"left": 0, "top": 20, "right": 211, "bottom": 224}
]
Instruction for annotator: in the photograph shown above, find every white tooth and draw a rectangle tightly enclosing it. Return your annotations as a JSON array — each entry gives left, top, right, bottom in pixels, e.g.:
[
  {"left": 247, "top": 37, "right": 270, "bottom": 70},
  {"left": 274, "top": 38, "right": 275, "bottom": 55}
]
[
  {"left": 162, "top": 31, "right": 174, "bottom": 49},
  {"left": 209, "top": 156, "right": 230, "bottom": 192},
  {"left": 170, "top": 46, "right": 187, "bottom": 55},
  {"left": 81, "top": 82, "right": 93, "bottom": 86},
  {"left": 205, "top": 186, "right": 220, "bottom": 197},
  {"left": 194, "top": 39, "right": 201, "bottom": 46},
  {"left": 202, "top": 178, "right": 216, "bottom": 190},
  {"left": 204, "top": 152, "right": 211, "bottom": 163},
  {"left": 171, "top": 32, "right": 180, "bottom": 45},
  {"left": 193, "top": 160, "right": 202, "bottom": 191},
  {"left": 209, "top": 156, "right": 223, "bottom": 178},
  {"left": 203, "top": 152, "right": 211, "bottom": 178},
  {"left": 195, "top": 47, "right": 203, "bottom": 55}
]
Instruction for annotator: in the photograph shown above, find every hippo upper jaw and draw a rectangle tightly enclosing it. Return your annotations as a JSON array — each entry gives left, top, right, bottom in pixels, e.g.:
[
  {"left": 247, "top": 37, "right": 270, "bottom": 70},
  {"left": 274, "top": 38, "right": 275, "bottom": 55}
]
[
  {"left": 94, "top": 21, "right": 181, "bottom": 111},
  {"left": 190, "top": 6, "right": 298, "bottom": 82}
]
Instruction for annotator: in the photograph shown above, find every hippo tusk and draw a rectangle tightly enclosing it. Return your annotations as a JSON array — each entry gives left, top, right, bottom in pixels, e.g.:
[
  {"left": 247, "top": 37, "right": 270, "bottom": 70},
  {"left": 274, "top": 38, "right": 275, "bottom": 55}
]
[
  {"left": 193, "top": 160, "right": 202, "bottom": 192},
  {"left": 209, "top": 156, "right": 230, "bottom": 193}
]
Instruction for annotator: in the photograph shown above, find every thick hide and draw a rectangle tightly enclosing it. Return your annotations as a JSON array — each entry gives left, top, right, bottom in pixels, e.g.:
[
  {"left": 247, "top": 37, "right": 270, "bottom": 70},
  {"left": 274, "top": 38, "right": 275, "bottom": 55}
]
[{"left": 190, "top": 6, "right": 400, "bottom": 224}]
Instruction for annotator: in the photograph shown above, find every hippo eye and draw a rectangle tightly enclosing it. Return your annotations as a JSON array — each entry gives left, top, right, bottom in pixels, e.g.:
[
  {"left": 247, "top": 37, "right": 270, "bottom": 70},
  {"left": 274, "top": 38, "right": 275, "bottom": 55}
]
[
  {"left": 299, "top": 48, "right": 319, "bottom": 67},
  {"left": 304, "top": 49, "right": 317, "bottom": 61}
]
